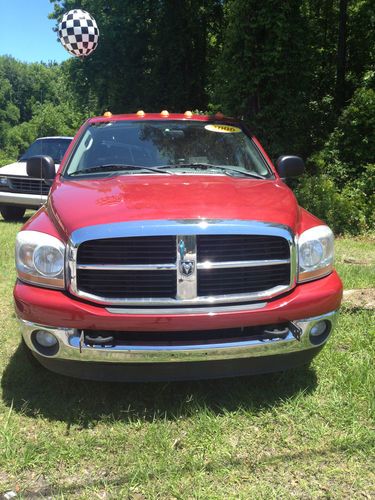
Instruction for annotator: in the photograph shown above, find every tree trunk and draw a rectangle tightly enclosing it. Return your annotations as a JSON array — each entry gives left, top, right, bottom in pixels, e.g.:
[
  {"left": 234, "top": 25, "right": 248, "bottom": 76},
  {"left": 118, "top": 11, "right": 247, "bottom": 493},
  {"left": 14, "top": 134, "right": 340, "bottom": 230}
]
[{"left": 335, "top": 0, "right": 348, "bottom": 109}]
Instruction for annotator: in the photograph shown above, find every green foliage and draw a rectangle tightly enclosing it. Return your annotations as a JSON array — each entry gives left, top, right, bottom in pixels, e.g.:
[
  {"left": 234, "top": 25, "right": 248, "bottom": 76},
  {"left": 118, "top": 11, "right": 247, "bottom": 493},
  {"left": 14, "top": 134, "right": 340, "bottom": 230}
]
[
  {"left": 301, "top": 78, "right": 375, "bottom": 234},
  {"left": 0, "top": 56, "right": 84, "bottom": 161},
  {"left": 212, "top": 0, "right": 313, "bottom": 156},
  {"left": 295, "top": 174, "right": 372, "bottom": 235},
  {"left": 50, "top": 0, "right": 222, "bottom": 113},
  {"left": 313, "top": 81, "right": 375, "bottom": 185},
  {"left": 3, "top": 102, "right": 84, "bottom": 159},
  {"left": 0, "top": 151, "right": 16, "bottom": 168}
]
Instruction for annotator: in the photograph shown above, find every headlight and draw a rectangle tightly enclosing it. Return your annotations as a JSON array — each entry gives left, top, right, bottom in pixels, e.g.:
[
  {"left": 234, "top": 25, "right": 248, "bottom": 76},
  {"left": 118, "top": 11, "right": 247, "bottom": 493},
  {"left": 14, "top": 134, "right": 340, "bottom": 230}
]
[
  {"left": 0, "top": 176, "right": 9, "bottom": 187},
  {"left": 16, "top": 231, "right": 65, "bottom": 289},
  {"left": 298, "top": 225, "right": 334, "bottom": 282}
]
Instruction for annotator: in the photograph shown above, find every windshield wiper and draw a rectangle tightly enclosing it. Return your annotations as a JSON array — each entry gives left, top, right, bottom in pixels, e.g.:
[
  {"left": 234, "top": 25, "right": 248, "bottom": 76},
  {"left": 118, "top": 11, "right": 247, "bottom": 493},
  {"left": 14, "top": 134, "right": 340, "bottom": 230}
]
[
  {"left": 157, "top": 163, "right": 265, "bottom": 179},
  {"left": 70, "top": 164, "right": 173, "bottom": 176}
]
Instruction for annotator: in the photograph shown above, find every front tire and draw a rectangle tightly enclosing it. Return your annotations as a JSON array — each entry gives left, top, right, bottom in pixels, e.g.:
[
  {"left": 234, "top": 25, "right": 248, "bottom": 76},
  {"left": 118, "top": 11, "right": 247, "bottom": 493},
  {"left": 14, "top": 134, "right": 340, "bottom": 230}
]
[{"left": 0, "top": 206, "right": 26, "bottom": 221}]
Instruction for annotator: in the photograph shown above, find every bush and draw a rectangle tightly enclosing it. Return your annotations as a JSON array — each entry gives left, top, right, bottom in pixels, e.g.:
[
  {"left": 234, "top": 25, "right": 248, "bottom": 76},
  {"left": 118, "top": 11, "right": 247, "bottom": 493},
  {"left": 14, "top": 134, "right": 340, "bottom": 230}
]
[
  {"left": 295, "top": 174, "right": 371, "bottom": 235},
  {"left": 3, "top": 102, "right": 85, "bottom": 159},
  {"left": 301, "top": 77, "right": 375, "bottom": 235},
  {"left": 0, "top": 150, "right": 16, "bottom": 167},
  {"left": 312, "top": 81, "right": 375, "bottom": 186}
]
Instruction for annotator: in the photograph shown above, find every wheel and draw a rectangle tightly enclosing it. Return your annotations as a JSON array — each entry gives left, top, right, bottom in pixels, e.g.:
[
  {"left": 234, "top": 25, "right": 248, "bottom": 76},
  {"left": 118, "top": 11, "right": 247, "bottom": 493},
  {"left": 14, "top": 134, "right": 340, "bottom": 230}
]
[{"left": 0, "top": 206, "right": 26, "bottom": 221}]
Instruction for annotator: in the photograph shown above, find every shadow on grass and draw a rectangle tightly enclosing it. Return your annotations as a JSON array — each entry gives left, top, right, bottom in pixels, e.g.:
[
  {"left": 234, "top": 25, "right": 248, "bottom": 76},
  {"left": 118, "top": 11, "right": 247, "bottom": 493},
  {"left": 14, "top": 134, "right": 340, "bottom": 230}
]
[
  {"left": 1, "top": 343, "right": 318, "bottom": 425},
  {"left": 0, "top": 214, "right": 33, "bottom": 225}
]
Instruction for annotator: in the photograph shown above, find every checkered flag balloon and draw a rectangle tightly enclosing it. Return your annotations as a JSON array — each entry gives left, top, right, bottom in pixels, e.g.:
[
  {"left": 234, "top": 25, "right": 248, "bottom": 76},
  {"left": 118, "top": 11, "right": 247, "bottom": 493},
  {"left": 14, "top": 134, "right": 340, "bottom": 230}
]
[{"left": 58, "top": 9, "right": 99, "bottom": 59}]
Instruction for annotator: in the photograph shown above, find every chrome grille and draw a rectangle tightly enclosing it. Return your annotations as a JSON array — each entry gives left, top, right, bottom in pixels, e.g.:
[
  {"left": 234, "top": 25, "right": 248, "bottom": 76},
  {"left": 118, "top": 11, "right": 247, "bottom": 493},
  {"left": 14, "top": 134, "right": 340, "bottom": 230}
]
[
  {"left": 71, "top": 220, "right": 295, "bottom": 306},
  {"left": 8, "top": 177, "right": 50, "bottom": 195}
]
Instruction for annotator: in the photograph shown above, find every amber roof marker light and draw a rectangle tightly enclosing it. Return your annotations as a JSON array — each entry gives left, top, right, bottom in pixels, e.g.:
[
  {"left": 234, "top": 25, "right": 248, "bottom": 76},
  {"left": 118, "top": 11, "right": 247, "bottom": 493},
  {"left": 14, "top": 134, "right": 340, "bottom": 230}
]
[
  {"left": 184, "top": 111, "right": 193, "bottom": 118},
  {"left": 136, "top": 110, "right": 145, "bottom": 117},
  {"left": 103, "top": 111, "right": 112, "bottom": 117},
  {"left": 160, "top": 110, "right": 169, "bottom": 117}
]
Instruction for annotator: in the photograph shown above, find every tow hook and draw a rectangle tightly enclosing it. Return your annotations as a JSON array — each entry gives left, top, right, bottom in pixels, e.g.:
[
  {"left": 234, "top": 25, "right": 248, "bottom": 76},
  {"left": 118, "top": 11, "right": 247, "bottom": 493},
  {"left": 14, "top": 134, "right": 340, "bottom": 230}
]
[
  {"left": 288, "top": 322, "right": 303, "bottom": 341},
  {"left": 85, "top": 334, "right": 115, "bottom": 346},
  {"left": 263, "top": 326, "right": 289, "bottom": 340}
]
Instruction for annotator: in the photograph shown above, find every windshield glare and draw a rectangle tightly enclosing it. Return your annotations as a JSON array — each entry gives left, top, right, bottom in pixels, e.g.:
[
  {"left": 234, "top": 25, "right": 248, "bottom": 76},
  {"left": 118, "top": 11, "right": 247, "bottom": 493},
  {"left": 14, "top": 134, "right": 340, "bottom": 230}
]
[
  {"left": 20, "top": 138, "right": 72, "bottom": 163},
  {"left": 64, "top": 121, "right": 272, "bottom": 178}
]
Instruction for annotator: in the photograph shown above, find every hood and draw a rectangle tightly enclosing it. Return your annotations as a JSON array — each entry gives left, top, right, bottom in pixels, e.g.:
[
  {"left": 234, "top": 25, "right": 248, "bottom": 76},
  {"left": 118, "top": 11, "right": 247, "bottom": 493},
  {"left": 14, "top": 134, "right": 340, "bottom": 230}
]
[
  {"left": 0, "top": 161, "right": 60, "bottom": 176},
  {"left": 49, "top": 174, "right": 301, "bottom": 238},
  {"left": 0, "top": 161, "right": 28, "bottom": 176}
]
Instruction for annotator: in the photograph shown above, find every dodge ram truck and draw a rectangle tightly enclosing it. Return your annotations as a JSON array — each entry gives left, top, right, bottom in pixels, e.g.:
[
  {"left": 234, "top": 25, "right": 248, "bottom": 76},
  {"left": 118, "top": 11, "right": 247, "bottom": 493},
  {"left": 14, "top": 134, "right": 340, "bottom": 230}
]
[{"left": 14, "top": 111, "right": 343, "bottom": 381}]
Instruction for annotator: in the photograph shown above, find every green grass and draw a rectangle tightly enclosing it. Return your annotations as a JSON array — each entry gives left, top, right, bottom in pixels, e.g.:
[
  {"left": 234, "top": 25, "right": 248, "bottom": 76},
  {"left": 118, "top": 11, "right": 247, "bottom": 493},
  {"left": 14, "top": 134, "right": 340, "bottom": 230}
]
[
  {"left": 0, "top": 217, "right": 374, "bottom": 498},
  {"left": 335, "top": 235, "right": 375, "bottom": 289}
]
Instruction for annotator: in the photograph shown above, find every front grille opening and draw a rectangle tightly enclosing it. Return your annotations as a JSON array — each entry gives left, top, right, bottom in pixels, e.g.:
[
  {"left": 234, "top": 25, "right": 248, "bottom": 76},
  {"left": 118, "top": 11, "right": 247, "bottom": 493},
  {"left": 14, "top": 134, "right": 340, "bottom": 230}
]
[
  {"left": 198, "top": 265, "right": 290, "bottom": 295},
  {"left": 78, "top": 236, "right": 176, "bottom": 265},
  {"left": 81, "top": 324, "right": 290, "bottom": 347},
  {"left": 197, "top": 235, "right": 290, "bottom": 262},
  {"left": 77, "top": 269, "right": 177, "bottom": 298}
]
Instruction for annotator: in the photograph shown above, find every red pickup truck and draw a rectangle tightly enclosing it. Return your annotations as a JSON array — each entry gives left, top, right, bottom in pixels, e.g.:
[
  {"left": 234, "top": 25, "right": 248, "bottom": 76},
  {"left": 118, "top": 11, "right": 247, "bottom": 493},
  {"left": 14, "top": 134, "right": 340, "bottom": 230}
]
[{"left": 14, "top": 112, "right": 343, "bottom": 381}]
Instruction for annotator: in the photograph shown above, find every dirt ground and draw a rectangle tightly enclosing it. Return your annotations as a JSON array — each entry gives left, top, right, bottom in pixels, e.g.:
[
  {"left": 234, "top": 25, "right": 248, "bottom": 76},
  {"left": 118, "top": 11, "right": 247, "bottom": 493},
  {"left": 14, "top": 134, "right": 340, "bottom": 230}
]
[{"left": 343, "top": 288, "right": 375, "bottom": 310}]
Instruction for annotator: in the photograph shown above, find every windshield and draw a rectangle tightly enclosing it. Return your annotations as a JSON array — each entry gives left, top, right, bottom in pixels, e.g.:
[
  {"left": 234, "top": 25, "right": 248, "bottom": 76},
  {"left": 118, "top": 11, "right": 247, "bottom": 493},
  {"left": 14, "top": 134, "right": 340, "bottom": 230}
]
[
  {"left": 64, "top": 121, "right": 273, "bottom": 178},
  {"left": 20, "top": 138, "right": 72, "bottom": 163}
]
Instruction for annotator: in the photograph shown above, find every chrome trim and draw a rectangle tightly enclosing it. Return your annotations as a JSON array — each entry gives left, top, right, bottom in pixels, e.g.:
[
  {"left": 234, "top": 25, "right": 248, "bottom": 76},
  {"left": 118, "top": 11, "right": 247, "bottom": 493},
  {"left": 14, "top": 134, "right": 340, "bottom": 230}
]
[
  {"left": 67, "top": 285, "right": 290, "bottom": 307},
  {"left": 19, "top": 311, "right": 338, "bottom": 364},
  {"left": 0, "top": 191, "right": 47, "bottom": 207},
  {"left": 77, "top": 263, "right": 176, "bottom": 271},
  {"left": 176, "top": 234, "right": 197, "bottom": 300},
  {"left": 69, "top": 219, "right": 293, "bottom": 244},
  {"left": 76, "top": 259, "right": 290, "bottom": 273},
  {"left": 67, "top": 219, "right": 296, "bottom": 306},
  {"left": 106, "top": 301, "right": 267, "bottom": 315},
  {"left": 197, "top": 259, "right": 290, "bottom": 269}
]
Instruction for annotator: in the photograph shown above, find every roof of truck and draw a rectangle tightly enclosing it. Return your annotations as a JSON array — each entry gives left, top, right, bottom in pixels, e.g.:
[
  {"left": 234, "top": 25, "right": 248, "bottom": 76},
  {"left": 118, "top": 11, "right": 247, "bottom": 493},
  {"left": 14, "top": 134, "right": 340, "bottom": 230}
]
[{"left": 89, "top": 111, "right": 238, "bottom": 124}]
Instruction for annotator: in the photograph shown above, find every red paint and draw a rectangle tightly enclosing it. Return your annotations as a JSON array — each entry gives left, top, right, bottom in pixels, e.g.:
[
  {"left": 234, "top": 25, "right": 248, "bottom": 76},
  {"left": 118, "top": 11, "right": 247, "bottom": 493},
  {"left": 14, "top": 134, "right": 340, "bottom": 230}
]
[
  {"left": 48, "top": 176, "right": 300, "bottom": 240},
  {"left": 14, "top": 272, "right": 342, "bottom": 332}
]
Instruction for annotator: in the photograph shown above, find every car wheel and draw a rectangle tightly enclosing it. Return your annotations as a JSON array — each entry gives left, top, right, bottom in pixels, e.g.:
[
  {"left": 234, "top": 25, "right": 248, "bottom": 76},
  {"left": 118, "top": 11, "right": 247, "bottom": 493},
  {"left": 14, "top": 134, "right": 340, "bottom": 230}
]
[{"left": 0, "top": 206, "right": 26, "bottom": 221}]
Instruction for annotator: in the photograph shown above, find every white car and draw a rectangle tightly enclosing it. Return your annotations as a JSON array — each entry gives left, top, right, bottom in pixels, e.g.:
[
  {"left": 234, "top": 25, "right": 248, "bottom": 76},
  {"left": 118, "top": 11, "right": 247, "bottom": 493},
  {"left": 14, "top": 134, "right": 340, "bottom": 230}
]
[{"left": 0, "top": 136, "right": 73, "bottom": 221}]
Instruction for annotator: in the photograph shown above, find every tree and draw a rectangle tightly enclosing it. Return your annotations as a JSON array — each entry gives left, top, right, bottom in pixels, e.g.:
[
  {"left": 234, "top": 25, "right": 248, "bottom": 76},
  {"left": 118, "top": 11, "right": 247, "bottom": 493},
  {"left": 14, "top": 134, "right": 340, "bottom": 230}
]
[
  {"left": 49, "top": 0, "right": 223, "bottom": 113},
  {"left": 212, "top": 0, "right": 313, "bottom": 157}
]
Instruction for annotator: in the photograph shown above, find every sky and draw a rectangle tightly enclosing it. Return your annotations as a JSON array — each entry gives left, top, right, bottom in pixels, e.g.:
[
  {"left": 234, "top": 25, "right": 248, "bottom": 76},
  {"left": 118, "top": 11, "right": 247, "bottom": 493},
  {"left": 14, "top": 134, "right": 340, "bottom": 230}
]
[{"left": 0, "top": 0, "right": 70, "bottom": 64}]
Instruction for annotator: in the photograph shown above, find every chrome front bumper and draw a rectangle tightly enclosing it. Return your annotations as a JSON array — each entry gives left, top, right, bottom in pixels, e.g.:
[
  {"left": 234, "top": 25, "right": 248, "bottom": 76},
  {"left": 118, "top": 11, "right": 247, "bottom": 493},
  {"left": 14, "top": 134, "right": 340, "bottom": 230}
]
[
  {"left": 0, "top": 191, "right": 47, "bottom": 207},
  {"left": 20, "top": 311, "right": 338, "bottom": 364}
]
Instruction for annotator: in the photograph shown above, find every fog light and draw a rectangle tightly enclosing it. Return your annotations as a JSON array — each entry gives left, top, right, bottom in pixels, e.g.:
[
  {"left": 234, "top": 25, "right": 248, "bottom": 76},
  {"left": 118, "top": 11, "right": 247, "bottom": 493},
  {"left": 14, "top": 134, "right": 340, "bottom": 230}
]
[
  {"left": 310, "top": 321, "right": 328, "bottom": 337},
  {"left": 309, "top": 320, "right": 331, "bottom": 346},
  {"left": 35, "top": 330, "right": 58, "bottom": 348}
]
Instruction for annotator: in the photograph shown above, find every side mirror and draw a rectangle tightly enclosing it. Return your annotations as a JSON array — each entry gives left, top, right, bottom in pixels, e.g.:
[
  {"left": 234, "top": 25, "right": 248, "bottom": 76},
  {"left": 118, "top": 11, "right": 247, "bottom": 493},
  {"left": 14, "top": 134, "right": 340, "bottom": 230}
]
[
  {"left": 26, "top": 155, "right": 55, "bottom": 185},
  {"left": 276, "top": 156, "right": 305, "bottom": 178}
]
